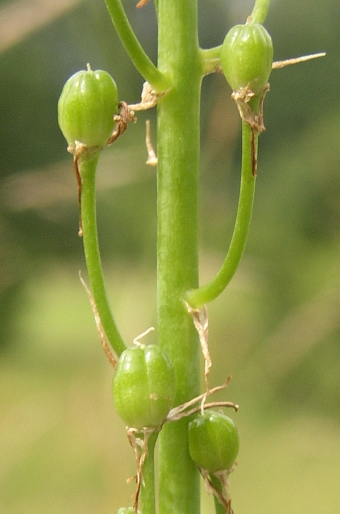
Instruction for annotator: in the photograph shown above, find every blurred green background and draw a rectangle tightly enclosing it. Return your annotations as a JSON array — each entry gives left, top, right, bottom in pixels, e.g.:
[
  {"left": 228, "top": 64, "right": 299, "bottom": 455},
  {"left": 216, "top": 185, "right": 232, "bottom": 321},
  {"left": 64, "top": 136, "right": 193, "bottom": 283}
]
[{"left": 1, "top": 0, "right": 339, "bottom": 512}]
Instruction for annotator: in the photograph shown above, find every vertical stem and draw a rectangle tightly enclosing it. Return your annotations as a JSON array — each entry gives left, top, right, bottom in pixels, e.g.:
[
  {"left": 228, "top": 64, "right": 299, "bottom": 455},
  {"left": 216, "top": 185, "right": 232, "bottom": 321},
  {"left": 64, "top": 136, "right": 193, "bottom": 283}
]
[
  {"left": 213, "top": 495, "right": 226, "bottom": 514},
  {"left": 141, "top": 431, "right": 158, "bottom": 514},
  {"left": 251, "top": 0, "right": 271, "bottom": 24},
  {"left": 156, "top": 1, "right": 202, "bottom": 513},
  {"left": 80, "top": 151, "right": 126, "bottom": 356},
  {"left": 185, "top": 119, "right": 257, "bottom": 308},
  {"left": 209, "top": 474, "right": 227, "bottom": 514},
  {"left": 104, "top": 0, "right": 170, "bottom": 91}
]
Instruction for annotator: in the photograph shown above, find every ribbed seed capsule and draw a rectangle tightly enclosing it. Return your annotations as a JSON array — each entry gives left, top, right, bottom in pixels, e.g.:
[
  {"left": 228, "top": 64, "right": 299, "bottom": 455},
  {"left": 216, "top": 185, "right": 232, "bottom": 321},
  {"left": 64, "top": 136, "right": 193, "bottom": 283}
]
[
  {"left": 188, "top": 410, "right": 239, "bottom": 473},
  {"left": 112, "top": 345, "right": 176, "bottom": 430},
  {"left": 220, "top": 21, "right": 273, "bottom": 95},
  {"left": 58, "top": 65, "right": 118, "bottom": 149}
]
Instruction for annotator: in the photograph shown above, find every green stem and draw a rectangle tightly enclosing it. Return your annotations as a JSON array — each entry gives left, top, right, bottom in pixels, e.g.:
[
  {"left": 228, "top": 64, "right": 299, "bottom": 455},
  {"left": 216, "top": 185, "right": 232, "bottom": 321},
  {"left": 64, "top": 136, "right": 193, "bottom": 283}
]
[
  {"left": 250, "top": 0, "right": 271, "bottom": 24},
  {"left": 209, "top": 474, "right": 227, "bottom": 514},
  {"left": 79, "top": 150, "right": 126, "bottom": 356},
  {"left": 104, "top": 0, "right": 171, "bottom": 91},
  {"left": 156, "top": 1, "right": 203, "bottom": 513},
  {"left": 200, "top": 46, "right": 222, "bottom": 75},
  {"left": 213, "top": 496, "right": 226, "bottom": 514},
  {"left": 185, "top": 119, "right": 257, "bottom": 309},
  {"left": 140, "top": 431, "right": 158, "bottom": 514}
]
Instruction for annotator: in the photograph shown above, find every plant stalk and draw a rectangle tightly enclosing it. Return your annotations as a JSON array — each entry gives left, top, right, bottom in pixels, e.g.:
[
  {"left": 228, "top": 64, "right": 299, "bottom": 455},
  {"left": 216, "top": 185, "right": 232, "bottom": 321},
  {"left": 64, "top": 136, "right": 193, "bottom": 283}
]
[
  {"left": 185, "top": 118, "right": 257, "bottom": 308},
  {"left": 251, "top": 0, "right": 271, "bottom": 24},
  {"left": 104, "top": 0, "right": 171, "bottom": 91},
  {"left": 140, "top": 431, "right": 158, "bottom": 514},
  {"left": 156, "top": 0, "right": 202, "bottom": 512},
  {"left": 79, "top": 150, "right": 126, "bottom": 357}
]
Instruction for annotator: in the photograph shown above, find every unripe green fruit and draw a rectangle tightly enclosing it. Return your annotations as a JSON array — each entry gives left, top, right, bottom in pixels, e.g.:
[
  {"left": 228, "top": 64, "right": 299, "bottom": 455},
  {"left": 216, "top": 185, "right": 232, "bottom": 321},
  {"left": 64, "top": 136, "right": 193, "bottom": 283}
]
[
  {"left": 58, "top": 65, "right": 118, "bottom": 149},
  {"left": 188, "top": 410, "right": 239, "bottom": 472},
  {"left": 220, "top": 22, "right": 273, "bottom": 95},
  {"left": 112, "top": 345, "right": 176, "bottom": 430}
]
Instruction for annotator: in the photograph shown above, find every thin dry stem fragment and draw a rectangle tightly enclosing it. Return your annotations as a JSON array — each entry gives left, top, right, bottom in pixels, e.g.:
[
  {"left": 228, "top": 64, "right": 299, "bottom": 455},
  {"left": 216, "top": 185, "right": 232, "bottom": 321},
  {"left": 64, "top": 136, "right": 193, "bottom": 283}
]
[
  {"left": 107, "top": 83, "right": 169, "bottom": 149},
  {"left": 133, "top": 326, "right": 155, "bottom": 346},
  {"left": 166, "top": 378, "right": 236, "bottom": 422},
  {"left": 79, "top": 273, "right": 117, "bottom": 368},
  {"left": 250, "top": 127, "right": 257, "bottom": 176},
  {"left": 67, "top": 141, "right": 92, "bottom": 237},
  {"left": 136, "top": 0, "right": 149, "bottom": 7},
  {"left": 126, "top": 427, "right": 154, "bottom": 514},
  {"left": 73, "top": 153, "right": 83, "bottom": 236},
  {"left": 232, "top": 84, "right": 269, "bottom": 175},
  {"left": 201, "top": 469, "right": 234, "bottom": 513},
  {"left": 145, "top": 120, "right": 158, "bottom": 166},
  {"left": 272, "top": 52, "right": 326, "bottom": 69},
  {"left": 216, "top": 470, "right": 234, "bottom": 514},
  {"left": 107, "top": 101, "right": 136, "bottom": 146},
  {"left": 186, "top": 302, "right": 211, "bottom": 390},
  {"left": 170, "top": 401, "right": 239, "bottom": 421}
]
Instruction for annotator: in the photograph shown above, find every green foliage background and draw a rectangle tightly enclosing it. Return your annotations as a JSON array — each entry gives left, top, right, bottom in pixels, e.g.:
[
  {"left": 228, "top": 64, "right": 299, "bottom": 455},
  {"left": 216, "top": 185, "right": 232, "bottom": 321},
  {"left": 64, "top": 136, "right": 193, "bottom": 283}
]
[{"left": 0, "top": 0, "right": 339, "bottom": 512}]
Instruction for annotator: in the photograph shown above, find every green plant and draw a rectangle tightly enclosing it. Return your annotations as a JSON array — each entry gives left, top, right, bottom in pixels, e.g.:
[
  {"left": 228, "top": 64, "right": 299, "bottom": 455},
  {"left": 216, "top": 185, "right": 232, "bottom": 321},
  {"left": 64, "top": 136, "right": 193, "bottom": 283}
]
[
  {"left": 188, "top": 411, "right": 239, "bottom": 474},
  {"left": 188, "top": 410, "right": 240, "bottom": 514},
  {"left": 220, "top": 22, "right": 273, "bottom": 96},
  {"left": 112, "top": 343, "right": 176, "bottom": 430},
  {"left": 58, "top": 0, "right": 324, "bottom": 512},
  {"left": 58, "top": 64, "right": 118, "bottom": 150}
]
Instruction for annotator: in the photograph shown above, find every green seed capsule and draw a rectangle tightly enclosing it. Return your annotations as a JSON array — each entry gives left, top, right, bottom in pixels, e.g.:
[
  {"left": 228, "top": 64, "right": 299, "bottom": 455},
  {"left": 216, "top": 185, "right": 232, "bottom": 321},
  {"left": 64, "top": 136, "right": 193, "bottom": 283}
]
[
  {"left": 112, "top": 345, "right": 176, "bottom": 430},
  {"left": 220, "top": 22, "right": 273, "bottom": 95},
  {"left": 188, "top": 410, "right": 239, "bottom": 473},
  {"left": 58, "top": 65, "right": 118, "bottom": 149}
]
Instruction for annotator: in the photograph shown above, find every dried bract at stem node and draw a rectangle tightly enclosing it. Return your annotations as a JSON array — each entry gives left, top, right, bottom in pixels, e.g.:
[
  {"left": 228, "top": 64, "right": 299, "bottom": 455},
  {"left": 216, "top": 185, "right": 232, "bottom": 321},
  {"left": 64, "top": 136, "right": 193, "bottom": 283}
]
[
  {"left": 129, "top": 81, "right": 169, "bottom": 112},
  {"left": 186, "top": 302, "right": 211, "bottom": 390},
  {"left": 201, "top": 468, "right": 234, "bottom": 514},
  {"left": 107, "top": 82, "right": 169, "bottom": 148},
  {"left": 126, "top": 427, "right": 154, "bottom": 514},
  {"left": 69, "top": 142, "right": 100, "bottom": 236},
  {"left": 107, "top": 101, "right": 136, "bottom": 146},
  {"left": 232, "top": 83, "right": 269, "bottom": 133}
]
